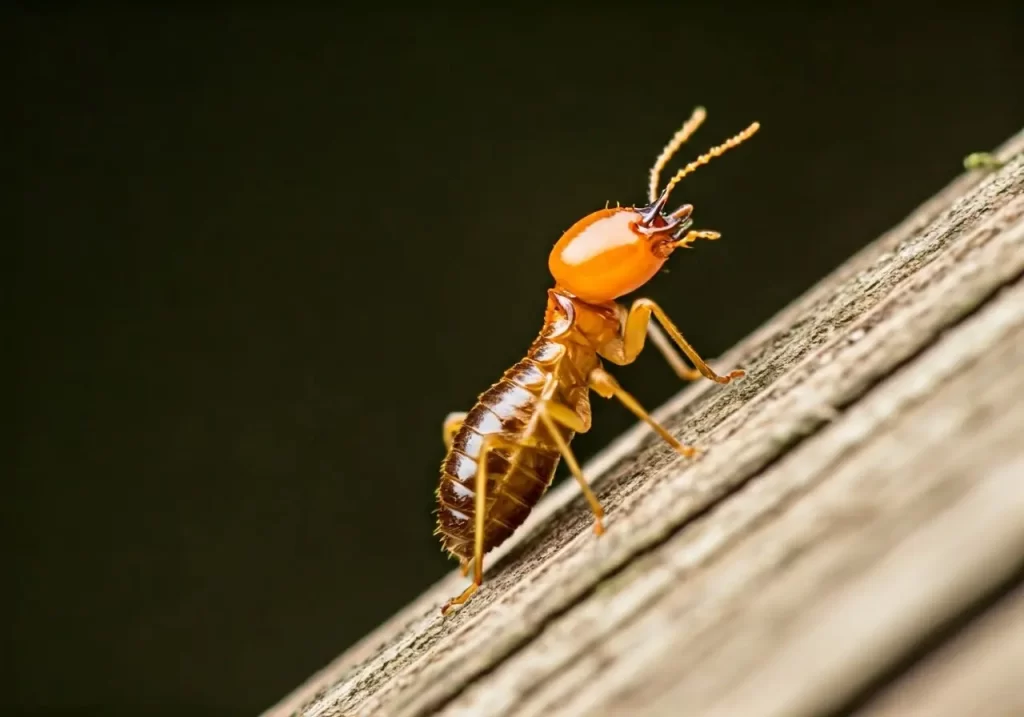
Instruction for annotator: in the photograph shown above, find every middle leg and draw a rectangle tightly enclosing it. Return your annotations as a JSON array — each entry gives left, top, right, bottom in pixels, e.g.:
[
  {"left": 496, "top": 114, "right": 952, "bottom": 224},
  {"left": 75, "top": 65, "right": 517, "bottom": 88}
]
[
  {"left": 535, "top": 404, "right": 606, "bottom": 536},
  {"left": 533, "top": 374, "right": 605, "bottom": 535},
  {"left": 589, "top": 366, "right": 697, "bottom": 458}
]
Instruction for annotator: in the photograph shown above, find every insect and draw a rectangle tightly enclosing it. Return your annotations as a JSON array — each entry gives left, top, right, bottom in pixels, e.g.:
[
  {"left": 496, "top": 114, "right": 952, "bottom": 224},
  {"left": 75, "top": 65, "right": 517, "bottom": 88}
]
[
  {"left": 434, "top": 107, "right": 759, "bottom": 614},
  {"left": 963, "top": 152, "right": 1005, "bottom": 171}
]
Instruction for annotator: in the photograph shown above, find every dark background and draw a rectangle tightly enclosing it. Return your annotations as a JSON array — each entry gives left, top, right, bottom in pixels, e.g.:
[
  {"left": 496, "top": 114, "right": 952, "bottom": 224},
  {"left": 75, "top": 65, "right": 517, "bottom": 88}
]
[{"left": 11, "top": 5, "right": 1022, "bottom": 717}]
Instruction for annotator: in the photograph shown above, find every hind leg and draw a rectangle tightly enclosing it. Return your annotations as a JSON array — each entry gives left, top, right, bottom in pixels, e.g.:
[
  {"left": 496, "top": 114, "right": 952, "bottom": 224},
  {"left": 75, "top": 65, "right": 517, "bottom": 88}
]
[
  {"left": 441, "top": 431, "right": 523, "bottom": 615},
  {"left": 444, "top": 414, "right": 473, "bottom": 581},
  {"left": 441, "top": 437, "right": 491, "bottom": 614},
  {"left": 440, "top": 374, "right": 605, "bottom": 613},
  {"left": 439, "top": 398, "right": 595, "bottom": 613}
]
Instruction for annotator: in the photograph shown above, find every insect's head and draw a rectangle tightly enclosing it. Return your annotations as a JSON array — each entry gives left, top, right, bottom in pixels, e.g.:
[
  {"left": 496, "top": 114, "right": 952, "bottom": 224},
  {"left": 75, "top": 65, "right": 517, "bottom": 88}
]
[{"left": 548, "top": 108, "right": 759, "bottom": 304}]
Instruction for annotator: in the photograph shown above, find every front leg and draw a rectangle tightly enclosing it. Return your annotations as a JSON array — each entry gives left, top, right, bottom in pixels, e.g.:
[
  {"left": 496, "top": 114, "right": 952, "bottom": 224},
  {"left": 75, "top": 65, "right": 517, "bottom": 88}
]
[
  {"left": 645, "top": 321, "right": 703, "bottom": 381},
  {"left": 601, "top": 297, "right": 745, "bottom": 384}
]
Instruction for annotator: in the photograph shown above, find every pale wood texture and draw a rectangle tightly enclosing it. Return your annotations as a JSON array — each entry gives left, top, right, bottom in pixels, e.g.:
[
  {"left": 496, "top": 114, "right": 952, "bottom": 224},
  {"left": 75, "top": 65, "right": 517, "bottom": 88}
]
[{"left": 263, "top": 129, "right": 1024, "bottom": 717}]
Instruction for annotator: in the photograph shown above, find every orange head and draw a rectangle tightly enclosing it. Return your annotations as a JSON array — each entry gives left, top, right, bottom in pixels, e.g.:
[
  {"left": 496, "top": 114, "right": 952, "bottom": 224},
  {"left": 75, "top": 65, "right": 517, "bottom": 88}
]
[{"left": 549, "top": 109, "right": 759, "bottom": 304}]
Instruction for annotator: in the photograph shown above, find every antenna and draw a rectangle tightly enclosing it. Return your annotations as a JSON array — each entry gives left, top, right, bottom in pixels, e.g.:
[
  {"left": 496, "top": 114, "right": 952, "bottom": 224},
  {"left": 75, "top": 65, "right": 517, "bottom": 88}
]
[
  {"left": 661, "top": 121, "right": 760, "bottom": 201},
  {"left": 648, "top": 107, "right": 707, "bottom": 203}
]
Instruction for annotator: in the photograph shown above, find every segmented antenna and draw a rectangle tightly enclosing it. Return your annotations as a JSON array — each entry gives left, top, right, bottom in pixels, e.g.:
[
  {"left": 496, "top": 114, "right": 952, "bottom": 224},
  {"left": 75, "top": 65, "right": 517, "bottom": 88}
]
[
  {"left": 648, "top": 106, "right": 707, "bottom": 203},
  {"left": 661, "top": 122, "right": 760, "bottom": 200}
]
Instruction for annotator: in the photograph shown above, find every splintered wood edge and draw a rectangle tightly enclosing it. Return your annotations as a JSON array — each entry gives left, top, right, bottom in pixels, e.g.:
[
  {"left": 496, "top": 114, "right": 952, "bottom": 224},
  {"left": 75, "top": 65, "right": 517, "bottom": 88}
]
[{"left": 261, "top": 129, "right": 1024, "bottom": 717}]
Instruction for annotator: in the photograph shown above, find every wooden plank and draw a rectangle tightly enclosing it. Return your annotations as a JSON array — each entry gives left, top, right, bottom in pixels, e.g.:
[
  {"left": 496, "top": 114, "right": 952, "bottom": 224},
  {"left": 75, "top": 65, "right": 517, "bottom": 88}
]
[
  {"left": 857, "top": 584, "right": 1024, "bottom": 717},
  {"left": 441, "top": 256, "right": 1024, "bottom": 717},
  {"left": 263, "top": 131, "right": 1024, "bottom": 717}
]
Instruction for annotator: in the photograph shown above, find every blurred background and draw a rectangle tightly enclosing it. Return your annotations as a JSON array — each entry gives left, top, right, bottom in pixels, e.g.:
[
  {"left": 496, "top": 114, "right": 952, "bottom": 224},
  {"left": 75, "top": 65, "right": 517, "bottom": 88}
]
[{"left": 10, "top": 5, "right": 1022, "bottom": 717}]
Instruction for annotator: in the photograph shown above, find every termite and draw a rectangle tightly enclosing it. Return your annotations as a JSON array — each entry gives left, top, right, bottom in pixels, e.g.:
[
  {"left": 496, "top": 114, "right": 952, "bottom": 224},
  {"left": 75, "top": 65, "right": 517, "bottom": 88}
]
[{"left": 434, "top": 107, "right": 759, "bottom": 614}]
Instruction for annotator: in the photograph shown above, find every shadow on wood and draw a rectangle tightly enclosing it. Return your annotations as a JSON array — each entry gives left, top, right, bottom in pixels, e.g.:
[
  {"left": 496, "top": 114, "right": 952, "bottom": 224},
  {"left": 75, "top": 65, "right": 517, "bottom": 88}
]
[{"left": 264, "top": 127, "right": 1024, "bottom": 717}]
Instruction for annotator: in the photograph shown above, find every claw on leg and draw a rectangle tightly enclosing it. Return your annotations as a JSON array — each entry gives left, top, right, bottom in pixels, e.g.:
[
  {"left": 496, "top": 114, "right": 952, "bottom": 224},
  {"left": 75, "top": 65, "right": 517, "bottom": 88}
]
[{"left": 441, "top": 582, "right": 478, "bottom": 615}]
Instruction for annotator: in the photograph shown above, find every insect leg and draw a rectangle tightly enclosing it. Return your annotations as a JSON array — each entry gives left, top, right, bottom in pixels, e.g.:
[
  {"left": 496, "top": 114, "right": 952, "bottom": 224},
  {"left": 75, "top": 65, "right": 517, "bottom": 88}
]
[
  {"left": 535, "top": 400, "right": 605, "bottom": 535},
  {"left": 624, "top": 297, "right": 745, "bottom": 384},
  {"left": 444, "top": 411, "right": 474, "bottom": 581},
  {"left": 440, "top": 431, "right": 509, "bottom": 615},
  {"left": 441, "top": 376, "right": 598, "bottom": 612},
  {"left": 442, "top": 411, "right": 467, "bottom": 450},
  {"left": 645, "top": 321, "right": 702, "bottom": 381},
  {"left": 588, "top": 366, "right": 697, "bottom": 458}
]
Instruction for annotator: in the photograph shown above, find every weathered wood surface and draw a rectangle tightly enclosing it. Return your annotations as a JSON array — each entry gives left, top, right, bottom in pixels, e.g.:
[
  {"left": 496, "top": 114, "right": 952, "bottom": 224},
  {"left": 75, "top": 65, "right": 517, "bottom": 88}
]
[{"left": 263, "top": 128, "right": 1024, "bottom": 717}]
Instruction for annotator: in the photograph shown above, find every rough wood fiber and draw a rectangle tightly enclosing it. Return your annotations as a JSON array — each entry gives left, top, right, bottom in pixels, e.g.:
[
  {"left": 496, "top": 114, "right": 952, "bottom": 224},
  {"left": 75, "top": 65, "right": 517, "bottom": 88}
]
[{"left": 264, "top": 129, "right": 1024, "bottom": 717}]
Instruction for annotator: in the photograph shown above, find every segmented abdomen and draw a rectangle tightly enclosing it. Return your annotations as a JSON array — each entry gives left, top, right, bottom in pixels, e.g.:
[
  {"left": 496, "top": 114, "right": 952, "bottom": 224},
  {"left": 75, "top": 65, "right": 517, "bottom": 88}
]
[{"left": 435, "top": 347, "right": 577, "bottom": 560}]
